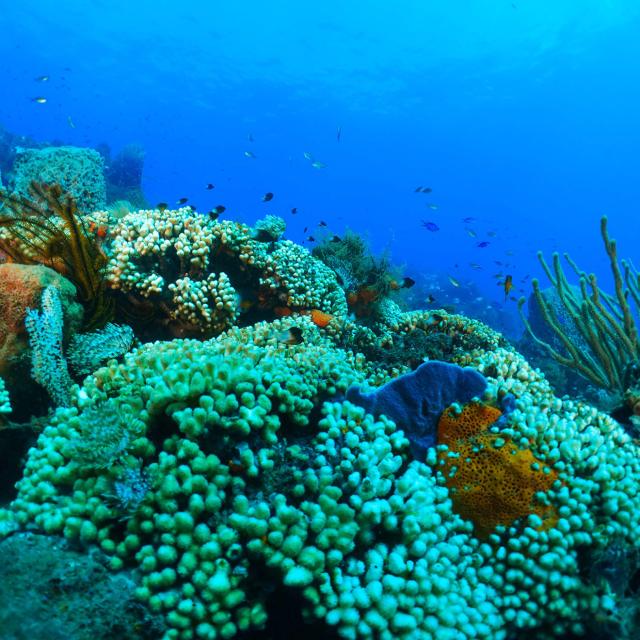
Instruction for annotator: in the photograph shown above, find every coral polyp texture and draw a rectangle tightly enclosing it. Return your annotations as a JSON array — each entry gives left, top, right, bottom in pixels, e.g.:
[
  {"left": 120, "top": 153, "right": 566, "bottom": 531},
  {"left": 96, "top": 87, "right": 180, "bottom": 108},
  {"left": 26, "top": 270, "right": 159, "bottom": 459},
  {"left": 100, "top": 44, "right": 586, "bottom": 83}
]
[
  {"left": 1, "top": 308, "right": 639, "bottom": 639},
  {"left": 1, "top": 195, "right": 640, "bottom": 639},
  {"left": 12, "top": 146, "right": 106, "bottom": 213},
  {"left": 0, "top": 376, "right": 10, "bottom": 416},
  {"left": 103, "top": 207, "right": 346, "bottom": 337}
]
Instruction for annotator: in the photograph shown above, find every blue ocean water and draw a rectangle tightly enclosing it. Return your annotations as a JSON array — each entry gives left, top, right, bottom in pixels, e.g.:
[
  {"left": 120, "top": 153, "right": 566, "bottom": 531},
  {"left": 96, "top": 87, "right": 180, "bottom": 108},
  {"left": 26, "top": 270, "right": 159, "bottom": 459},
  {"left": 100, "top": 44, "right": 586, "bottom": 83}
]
[
  {"left": 2, "top": 0, "right": 640, "bottom": 337},
  {"left": 0, "top": 0, "right": 640, "bottom": 640},
  {"left": 0, "top": 0, "right": 640, "bottom": 336}
]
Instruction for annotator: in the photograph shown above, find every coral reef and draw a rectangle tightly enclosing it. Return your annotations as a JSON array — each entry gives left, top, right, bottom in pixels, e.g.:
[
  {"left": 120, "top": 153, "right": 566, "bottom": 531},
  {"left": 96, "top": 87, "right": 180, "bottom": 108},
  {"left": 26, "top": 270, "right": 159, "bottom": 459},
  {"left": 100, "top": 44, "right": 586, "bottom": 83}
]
[
  {"left": 346, "top": 360, "right": 487, "bottom": 460},
  {"left": 437, "top": 401, "right": 560, "bottom": 538},
  {"left": 0, "top": 376, "right": 10, "bottom": 417},
  {"left": 25, "top": 285, "right": 74, "bottom": 406},
  {"left": 0, "top": 263, "right": 83, "bottom": 418},
  {"left": 68, "top": 322, "right": 135, "bottom": 376},
  {"left": 519, "top": 216, "right": 639, "bottom": 393},
  {"left": 1, "top": 193, "right": 640, "bottom": 640},
  {"left": 11, "top": 146, "right": 106, "bottom": 212},
  {"left": 103, "top": 206, "right": 346, "bottom": 338},
  {"left": 312, "top": 230, "right": 409, "bottom": 323},
  {"left": 0, "top": 309, "right": 638, "bottom": 639},
  {"left": 0, "top": 181, "right": 113, "bottom": 329},
  {"left": 0, "top": 532, "right": 165, "bottom": 639}
]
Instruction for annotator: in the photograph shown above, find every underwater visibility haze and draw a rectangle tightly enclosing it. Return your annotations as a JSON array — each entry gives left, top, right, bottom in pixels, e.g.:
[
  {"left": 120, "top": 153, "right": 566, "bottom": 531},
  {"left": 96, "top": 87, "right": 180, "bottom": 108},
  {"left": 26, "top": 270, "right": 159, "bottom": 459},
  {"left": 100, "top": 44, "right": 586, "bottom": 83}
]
[{"left": 1, "top": 1, "right": 640, "bottom": 639}]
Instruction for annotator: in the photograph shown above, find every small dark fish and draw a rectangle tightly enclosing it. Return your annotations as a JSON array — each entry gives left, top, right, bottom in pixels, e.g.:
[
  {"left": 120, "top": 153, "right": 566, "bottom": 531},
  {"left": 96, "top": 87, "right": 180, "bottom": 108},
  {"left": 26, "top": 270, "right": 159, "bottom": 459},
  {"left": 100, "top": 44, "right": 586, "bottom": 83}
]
[
  {"left": 307, "top": 236, "right": 316, "bottom": 242},
  {"left": 303, "top": 227, "right": 308, "bottom": 233},
  {"left": 421, "top": 220, "right": 439, "bottom": 232},
  {"left": 157, "top": 202, "right": 168, "bottom": 212},
  {"left": 476, "top": 241, "right": 490, "bottom": 248},
  {"left": 494, "top": 260, "right": 504, "bottom": 266},
  {"left": 209, "top": 205, "right": 226, "bottom": 219},
  {"left": 330, "top": 235, "right": 341, "bottom": 243},
  {"left": 469, "top": 263, "right": 482, "bottom": 270},
  {"left": 187, "top": 204, "right": 198, "bottom": 212},
  {"left": 337, "top": 126, "right": 342, "bottom": 142},
  {"left": 206, "top": 183, "right": 215, "bottom": 190},
  {"left": 426, "top": 294, "right": 437, "bottom": 304},
  {"left": 276, "top": 326, "right": 304, "bottom": 346},
  {"left": 415, "top": 186, "right": 433, "bottom": 193},
  {"left": 402, "top": 277, "right": 416, "bottom": 289},
  {"left": 462, "top": 217, "right": 475, "bottom": 223},
  {"left": 35, "top": 75, "right": 49, "bottom": 82},
  {"left": 318, "top": 220, "right": 327, "bottom": 227},
  {"left": 248, "top": 133, "right": 254, "bottom": 142},
  {"left": 262, "top": 192, "right": 274, "bottom": 202},
  {"left": 291, "top": 207, "right": 298, "bottom": 214},
  {"left": 31, "top": 96, "right": 47, "bottom": 103},
  {"left": 177, "top": 197, "right": 189, "bottom": 205}
]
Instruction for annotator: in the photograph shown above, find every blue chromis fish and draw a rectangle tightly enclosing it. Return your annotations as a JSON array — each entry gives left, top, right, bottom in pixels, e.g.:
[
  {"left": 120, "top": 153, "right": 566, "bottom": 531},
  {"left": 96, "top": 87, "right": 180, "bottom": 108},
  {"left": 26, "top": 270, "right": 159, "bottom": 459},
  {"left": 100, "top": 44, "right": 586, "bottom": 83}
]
[
  {"left": 31, "top": 96, "right": 47, "bottom": 103},
  {"left": 421, "top": 220, "right": 439, "bottom": 232},
  {"left": 311, "top": 161, "right": 327, "bottom": 169},
  {"left": 209, "top": 205, "right": 226, "bottom": 219},
  {"left": 303, "top": 151, "right": 314, "bottom": 161},
  {"left": 244, "top": 150, "right": 256, "bottom": 159},
  {"left": 426, "top": 203, "right": 439, "bottom": 210},
  {"left": 466, "top": 228, "right": 477, "bottom": 238},
  {"left": 448, "top": 275, "right": 461, "bottom": 287}
]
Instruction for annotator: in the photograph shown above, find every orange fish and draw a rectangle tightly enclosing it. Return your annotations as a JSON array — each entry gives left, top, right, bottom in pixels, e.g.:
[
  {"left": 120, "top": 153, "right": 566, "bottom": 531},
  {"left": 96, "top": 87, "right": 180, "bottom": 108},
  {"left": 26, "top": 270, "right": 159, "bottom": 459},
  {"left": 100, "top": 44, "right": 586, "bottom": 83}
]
[
  {"left": 309, "top": 309, "right": 333, "bottom": 328},
  {"left": 502, "top": 274, "right": 513, "bottom": 300},
  {"left": 274, "top": 306, "right": 293, "bottom": 317}
]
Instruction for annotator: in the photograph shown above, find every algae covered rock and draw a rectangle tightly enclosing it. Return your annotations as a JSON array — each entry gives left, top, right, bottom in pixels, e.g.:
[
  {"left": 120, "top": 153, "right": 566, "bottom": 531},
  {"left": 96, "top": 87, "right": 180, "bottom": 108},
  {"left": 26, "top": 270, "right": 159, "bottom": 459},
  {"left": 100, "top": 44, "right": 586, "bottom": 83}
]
[
  {"left": 12, "top": 145, "right": 106, "bottom": 212},
  {"left": 0, "top": 532, "right": 165, "bottom": 639}
]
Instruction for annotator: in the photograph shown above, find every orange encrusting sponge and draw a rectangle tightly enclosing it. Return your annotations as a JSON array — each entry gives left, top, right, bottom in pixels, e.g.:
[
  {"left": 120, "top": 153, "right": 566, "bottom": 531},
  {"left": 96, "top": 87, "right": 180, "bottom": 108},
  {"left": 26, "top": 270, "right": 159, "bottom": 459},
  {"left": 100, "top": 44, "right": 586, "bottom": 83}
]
[{"left": 437, "top": 401, "right": 560, "bottom": 539}]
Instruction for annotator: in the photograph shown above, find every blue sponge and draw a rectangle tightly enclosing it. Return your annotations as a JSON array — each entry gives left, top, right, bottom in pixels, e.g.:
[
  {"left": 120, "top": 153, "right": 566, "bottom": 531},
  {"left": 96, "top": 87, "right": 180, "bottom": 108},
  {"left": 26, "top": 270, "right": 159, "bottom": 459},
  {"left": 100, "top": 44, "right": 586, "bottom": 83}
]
[{"left": 346, "top": 361, "right": 488, "bottom": 461}]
